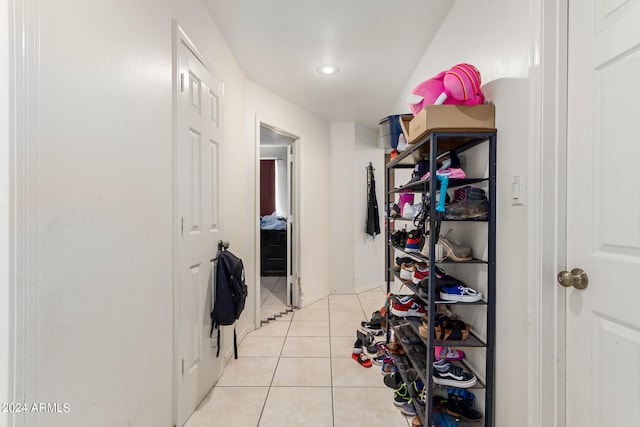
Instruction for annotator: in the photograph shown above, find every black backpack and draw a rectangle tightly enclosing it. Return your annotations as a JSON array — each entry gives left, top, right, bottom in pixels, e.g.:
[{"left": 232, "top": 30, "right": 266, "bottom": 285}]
[{"left": 211, "top": 247, "right": 247, "bottom": 359}]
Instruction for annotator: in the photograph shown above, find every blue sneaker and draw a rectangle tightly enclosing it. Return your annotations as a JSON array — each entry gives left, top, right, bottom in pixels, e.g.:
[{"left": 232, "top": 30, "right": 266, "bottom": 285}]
[{"left": 439, "top": 285, "right": 483, "bottom": 303}]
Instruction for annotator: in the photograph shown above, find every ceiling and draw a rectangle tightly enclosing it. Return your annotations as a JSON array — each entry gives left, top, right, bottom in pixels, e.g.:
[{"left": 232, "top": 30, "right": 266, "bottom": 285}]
[{"left": 202, "top": 0, "right": 455, "bottom": 128}]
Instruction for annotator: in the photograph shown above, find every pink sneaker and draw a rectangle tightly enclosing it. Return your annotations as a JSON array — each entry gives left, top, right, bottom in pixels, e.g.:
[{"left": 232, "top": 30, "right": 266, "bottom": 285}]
[
  {"left": 434, "top": 346, "right": 465, "bottom": 362},
  {"left": 422, "top": 168, "right": 466, "bottom": 180}
]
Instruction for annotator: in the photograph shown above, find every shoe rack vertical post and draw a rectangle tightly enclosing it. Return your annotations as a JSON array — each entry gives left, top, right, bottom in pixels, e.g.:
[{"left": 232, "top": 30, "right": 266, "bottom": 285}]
[
  {"left": 421, "top": 132, "right": 437, "bottom": 427},
  {"left": 485, "top": 133, "right": 497, "bottom": 427},
  {"left": 385, "top": 159, "right": 392, "bottom": 343}
]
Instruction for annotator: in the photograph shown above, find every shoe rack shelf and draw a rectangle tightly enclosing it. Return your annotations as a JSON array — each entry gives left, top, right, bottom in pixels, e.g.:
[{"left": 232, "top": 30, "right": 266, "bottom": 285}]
[
  {"left": 390, "top": 177, "right": 489, "bottom": 194},
  {"left": 391, "top": 272, "right": 488, "bottom": 307},
  {"left": 385, "top": 130, "right": 496, "bottom": 427},
  {"left": 391, "top": 245, "right": 489, "bottom": 264}
]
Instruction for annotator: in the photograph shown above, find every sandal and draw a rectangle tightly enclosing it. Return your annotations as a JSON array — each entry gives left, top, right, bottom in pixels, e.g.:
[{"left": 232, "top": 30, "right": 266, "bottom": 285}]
[
  {"left": 434, "top": 323, "right": 470, "bottom": 341},
  {"left": 420, "top": 314, "right": 470, "bottom": 341},
  {"left": 386, "top": 342, "right": 405, "bottom": 355},
  {"left": 352, "top": 351, "right": 372, "bottom": 367},
  {"left": 352, "top": 338, "right": 372, "bottom": 367}
]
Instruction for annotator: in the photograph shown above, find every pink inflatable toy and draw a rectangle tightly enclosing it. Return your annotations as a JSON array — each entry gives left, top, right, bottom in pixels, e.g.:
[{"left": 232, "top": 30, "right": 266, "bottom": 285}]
[{"left": 407, "top": 63, "right": 484, "bottom": 116}]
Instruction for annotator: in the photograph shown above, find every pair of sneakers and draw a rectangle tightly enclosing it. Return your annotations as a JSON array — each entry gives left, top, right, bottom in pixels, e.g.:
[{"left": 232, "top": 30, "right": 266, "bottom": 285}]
[
  {"left": 432, "top": 359, "right": 477, "bottom": 388},
  {"left": 440, "top": 283, "right": 483, "bottom": 302},
  {"left": 360, "top": 311, "right": 384, "bottom": 334},
  {"left": 393, "top": 377, "right": 421, "bottom": 417},
  {"left": 404, "top": 229, "right": 422, "bottom": 253},
  {"left": 444, "top": 388, "right": 483, "bottom": 422},
  {"left": 391, "top": 295, "right": 427, "bottom": 317},
  {"left": 401, "top": 262, "right": 440, "bottom": 284}
]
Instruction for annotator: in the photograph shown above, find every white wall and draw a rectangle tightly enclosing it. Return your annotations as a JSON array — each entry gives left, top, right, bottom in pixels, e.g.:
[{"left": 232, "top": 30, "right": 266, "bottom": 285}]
[
  {"left": 1, "top": 1, "right": 10, "bottom": 426},
  {"left": 329, "top": 123, "right": 385, "bottom": 294},
  {"left": 245, "top": 81, "right": 331, "bottom": 306},
  {"left": 329, "top": 123, "right": 356, "bottom": 294},
  {"left": 10, "top": 0, "right": 252, "bottom": 426},
  {"left": 353, "top": 125, "right": 385, "bottom": 292},
  {"left": 390, "top": 0, "right": 532, "bottom": 425}
]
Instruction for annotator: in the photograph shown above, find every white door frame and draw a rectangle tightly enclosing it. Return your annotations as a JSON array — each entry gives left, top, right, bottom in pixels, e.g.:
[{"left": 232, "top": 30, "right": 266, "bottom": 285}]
[
  {"left": 254, "top": 119, "right": 300, "bottom": 327},
  {"left": 7, "top": 1, "right": 39, "bottom": 426},
  {"left": 528, "top": 1, "right": 568, "bottom": 426}
]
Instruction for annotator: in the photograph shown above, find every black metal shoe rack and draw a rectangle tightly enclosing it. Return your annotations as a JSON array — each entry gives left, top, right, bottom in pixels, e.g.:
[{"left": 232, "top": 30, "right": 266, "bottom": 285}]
[{"left": 385, "top": 130, "right": 496, "bottom": 427}]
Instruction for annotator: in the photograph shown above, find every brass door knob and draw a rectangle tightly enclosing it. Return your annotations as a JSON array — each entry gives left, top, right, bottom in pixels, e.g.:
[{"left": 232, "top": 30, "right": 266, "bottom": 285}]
[{"left": 557, "top": 268, "right": 589, "bottom": 290}]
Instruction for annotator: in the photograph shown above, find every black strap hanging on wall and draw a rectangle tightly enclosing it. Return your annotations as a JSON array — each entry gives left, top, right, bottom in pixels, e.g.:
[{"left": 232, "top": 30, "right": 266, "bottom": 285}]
[{"left": 366, "top": 162, "right": 381, "bottom": 238}]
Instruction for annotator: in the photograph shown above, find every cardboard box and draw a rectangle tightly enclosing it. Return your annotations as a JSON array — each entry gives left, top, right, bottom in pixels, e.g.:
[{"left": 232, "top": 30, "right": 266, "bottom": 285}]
[
  {"left": 408, "top": 104, "right": 495, "bottom": 144},
  {"left": 398, "top": 115, "right": 412, "bottom": 144}
]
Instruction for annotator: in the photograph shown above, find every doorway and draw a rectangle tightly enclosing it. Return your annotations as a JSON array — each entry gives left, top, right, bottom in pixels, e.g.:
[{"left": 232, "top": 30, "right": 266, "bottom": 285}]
[{"left": 257, "top": 124, "right": 299, "bottom": 323}]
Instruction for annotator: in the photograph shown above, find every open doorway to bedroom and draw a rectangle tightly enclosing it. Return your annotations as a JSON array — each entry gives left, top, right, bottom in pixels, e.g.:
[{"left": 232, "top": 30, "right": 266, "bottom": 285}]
[{"left": 258, "top": 124, "right": 299, "bottom": 323}]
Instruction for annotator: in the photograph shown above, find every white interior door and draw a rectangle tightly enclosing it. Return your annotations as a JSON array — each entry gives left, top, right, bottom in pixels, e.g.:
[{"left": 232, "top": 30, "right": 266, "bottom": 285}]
[
  {"left": 175, "top": 34, "right": 223, "bottom": 426},
  {"left": 286, "top": 141, "right": 297, "bottom": 307},
  {"left": 566, "top": 1, "right": 640, "bottom": 426}
]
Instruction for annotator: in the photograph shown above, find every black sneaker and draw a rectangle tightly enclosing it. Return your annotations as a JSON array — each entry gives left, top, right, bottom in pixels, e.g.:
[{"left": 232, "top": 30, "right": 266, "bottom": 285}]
[
  {"left": 432, "top": 360, "right": 477, "bottom": 388},
  {"left": 383, "top": 371, "right": 402, "bottom": 389},
  {"left": 357, "top": 330, "right": 375, "bottom": 348},
  {"left": 390, "top": 203, "right": 401, "bottom": 218},
  {"left": 360, "top": 321, "right": 382, "bottom": 333},
  {"left": 393, "top": 383, "right": 411, "bottom": 406},
  {"left": 445, "top": 393, "right": 482, "bottom": 421},
  {"left": 390, "top": 230, "right": 409, "bottom": 247},
  {"left": 395, "top": 256, "right": 416, "bottom": 268}
]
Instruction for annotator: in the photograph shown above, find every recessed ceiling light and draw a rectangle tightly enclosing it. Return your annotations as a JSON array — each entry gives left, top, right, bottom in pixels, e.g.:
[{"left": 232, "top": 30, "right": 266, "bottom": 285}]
[{"left": 316, "top": 64, "right": 340, "bottom": 75}]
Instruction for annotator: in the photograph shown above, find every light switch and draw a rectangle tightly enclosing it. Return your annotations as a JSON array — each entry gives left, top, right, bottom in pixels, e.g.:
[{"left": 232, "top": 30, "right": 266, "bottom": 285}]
[{"left": 512, "top": 176, "right": 524, "bottom": 206}]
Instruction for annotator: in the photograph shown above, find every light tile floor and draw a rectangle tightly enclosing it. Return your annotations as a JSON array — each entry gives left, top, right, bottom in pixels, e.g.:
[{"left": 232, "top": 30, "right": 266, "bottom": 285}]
[
  {"left": 260, "top": 276, "right": 289, "bottom": 321},
  {"left": 184, "top": 285, "right": 412, "bottom": 427}
]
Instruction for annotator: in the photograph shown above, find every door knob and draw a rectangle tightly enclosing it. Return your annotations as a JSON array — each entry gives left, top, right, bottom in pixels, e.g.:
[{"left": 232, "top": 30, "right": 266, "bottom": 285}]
[{"left": 557, "top": 268, "right": 589, "bottom": 290}]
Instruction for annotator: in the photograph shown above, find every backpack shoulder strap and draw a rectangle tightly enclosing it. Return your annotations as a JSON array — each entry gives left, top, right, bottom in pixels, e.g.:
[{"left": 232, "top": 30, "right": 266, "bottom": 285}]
[{"left": 233, "top": 324, "right": 238, "bottom": 359}]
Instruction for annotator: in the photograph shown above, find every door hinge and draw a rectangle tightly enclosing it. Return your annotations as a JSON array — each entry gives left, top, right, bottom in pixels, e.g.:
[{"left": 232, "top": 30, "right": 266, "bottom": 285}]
[
  {"left": 181, "top": 217, "right": 184, "bottom": 237},
  {"left": 180, "top": 73, "right": 185, "bottom": 92},
  {"left": 181, "top": 358, "right": 185, "bottom": 376}
]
